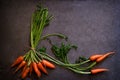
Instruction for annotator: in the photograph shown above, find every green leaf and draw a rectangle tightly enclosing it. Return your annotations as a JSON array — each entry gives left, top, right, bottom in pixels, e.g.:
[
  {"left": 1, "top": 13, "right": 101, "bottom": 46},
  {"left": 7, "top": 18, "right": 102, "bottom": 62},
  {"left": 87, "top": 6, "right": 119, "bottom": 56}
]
[
  {"left": 38, "top": 47, "right": 46, "bottom": 53},
  {"left": 75, "top": 56, "right": 88, "bottom": 63},
  {"left": 51, "top": 42, "right": 77, "bottom": 63},
  {"left": 30, "top": 5, "right": 52, "bottom": 48}
]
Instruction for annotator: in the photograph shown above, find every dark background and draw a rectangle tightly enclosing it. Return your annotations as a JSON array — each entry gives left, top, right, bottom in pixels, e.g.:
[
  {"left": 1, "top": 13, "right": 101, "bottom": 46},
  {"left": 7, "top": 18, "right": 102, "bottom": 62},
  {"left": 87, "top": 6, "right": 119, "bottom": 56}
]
[{"left": 0, "top": 0, "right": 120, "bottom": 80}]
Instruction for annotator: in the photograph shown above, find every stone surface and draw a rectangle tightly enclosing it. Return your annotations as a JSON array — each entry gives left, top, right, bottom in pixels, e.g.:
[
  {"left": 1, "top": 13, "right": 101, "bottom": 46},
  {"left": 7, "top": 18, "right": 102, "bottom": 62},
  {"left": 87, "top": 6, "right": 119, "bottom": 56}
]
[{"left": 0, "top": 0, "right": 120, "bottom": 80}]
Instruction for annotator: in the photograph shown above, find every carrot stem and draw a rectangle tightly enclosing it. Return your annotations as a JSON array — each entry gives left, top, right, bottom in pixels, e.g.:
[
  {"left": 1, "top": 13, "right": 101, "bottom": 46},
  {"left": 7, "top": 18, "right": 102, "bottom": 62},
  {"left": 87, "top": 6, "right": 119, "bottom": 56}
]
[{"left": 68, "top": 67, "right": 91, "bottom": 74}]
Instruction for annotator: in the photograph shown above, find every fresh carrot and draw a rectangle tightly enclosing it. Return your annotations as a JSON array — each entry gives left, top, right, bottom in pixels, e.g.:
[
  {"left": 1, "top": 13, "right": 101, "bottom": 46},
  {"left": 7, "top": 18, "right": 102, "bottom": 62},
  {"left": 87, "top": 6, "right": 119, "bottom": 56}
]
[
  {"left": 11, "top": 56, "right": 24, "bottom": 67},
  {"left": 21, "top": 65, "right": 27, "bottom": 75},
  {"left": 41, "top": 60, "right": 55, "bottom": 69},
  {"left": 21, "top": 67, "right": 30, "bottom": 79},
  {"left": 91, "top": 68, "right": 109, "bottom": 74},
  {"left": 15, "top": 60, "right": 26, "bottom": 73},
  {"left": 29, "top": 63, "right": 33, "bottom": 75},
  {"left": 89, "top": 55, "right": 102, "bottom": 61},
  {"left": 32, "top": 62, "right": 41, "bottom": 77},
  {"left": 37, "top": 62, "right": 48, "bottom": 74},
  {"left": 96, "top": 52, "right": 114, "bottom": 62}
]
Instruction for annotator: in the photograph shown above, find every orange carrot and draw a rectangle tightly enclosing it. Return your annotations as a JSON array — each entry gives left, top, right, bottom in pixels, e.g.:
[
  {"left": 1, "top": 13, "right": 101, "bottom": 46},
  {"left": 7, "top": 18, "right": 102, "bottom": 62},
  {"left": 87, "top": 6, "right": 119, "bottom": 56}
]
[
  {"left": 37, "top": 62, "right": 48, "bottom": 74},
  {"left": 91, "top": 68, "right": 109, "bottom": 74},
  {"left": 21, "top": 65, "right": 27, "bottom": 75},
  {"left": 89, "top": 55, "right": 102, "bottom": 61},
  {"left": 15, "top": 60, "right": 26, "bottom": 73},
  {"left": 32, "top": 62, "right": 41, "bottom": 77},
  {"left": 21, "top": 67, "right": 30, "bottom": 79},
  {"left": 29, "top": 63, "right": 33, "bottom": 75},
  {"left": 96, "top": 52, "right": 114, "bottom": 62},
  {"left": 11, "top": 56, "right": 24, "bottom": 67},
  {"left": 41, "top": 60, "right": 55, "bottom": 69}
]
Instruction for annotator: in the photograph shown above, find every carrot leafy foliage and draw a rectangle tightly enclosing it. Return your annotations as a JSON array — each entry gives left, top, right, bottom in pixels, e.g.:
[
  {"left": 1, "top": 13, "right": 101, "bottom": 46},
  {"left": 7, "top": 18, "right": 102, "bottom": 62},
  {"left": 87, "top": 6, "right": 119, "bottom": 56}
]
[{"left": 51, "top": 43, "right": 77, "bottom": 63}]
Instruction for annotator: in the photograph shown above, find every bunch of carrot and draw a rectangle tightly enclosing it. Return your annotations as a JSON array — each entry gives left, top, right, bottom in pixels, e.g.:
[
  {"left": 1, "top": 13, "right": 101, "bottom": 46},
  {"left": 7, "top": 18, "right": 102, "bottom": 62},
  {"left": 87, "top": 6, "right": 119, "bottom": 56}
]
[
  {"left": 11, "top": 5, "right": 115, "bottom": 79},
  {"left": 11, "top": 6, "right": 61, "bottom": 79},
  {"left": 11, "top": 51, "right": 55, "bottom": 79}
]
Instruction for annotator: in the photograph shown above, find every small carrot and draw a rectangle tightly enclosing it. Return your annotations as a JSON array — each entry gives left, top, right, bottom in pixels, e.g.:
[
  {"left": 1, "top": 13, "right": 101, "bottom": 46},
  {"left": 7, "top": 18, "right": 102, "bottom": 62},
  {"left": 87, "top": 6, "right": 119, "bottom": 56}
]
[
  {"left": 41, "top": 60, "right": 55, "bottom": 69},
  {"left": 32, "top": 62, "right": 41, "bottom": 77},
  {"left": 21, "top": 67, "right": 30, "bottom": 79},
  {"left": 29, "top": 63, "right": 33, "bottom": 75},
  {"left": 15, "top": 60, "right": 26, "bottom": 73},
  {"left": 91, "top": 68, "right": 109, "bottom": 74},
  {"left": 21, "top": 65, "right": 27, "bottom": 75},
  {"left": 89, "top": 55, "right": 102, "bottom": 61},
  {"left": 37, "top": 62, "right": 48, "bottom": 74},
  {"left": 11, "top": 56, "right": 24, "bottom": 67},
  {"left": 96, "top": 52, "right": 114, "bottom": 62}
]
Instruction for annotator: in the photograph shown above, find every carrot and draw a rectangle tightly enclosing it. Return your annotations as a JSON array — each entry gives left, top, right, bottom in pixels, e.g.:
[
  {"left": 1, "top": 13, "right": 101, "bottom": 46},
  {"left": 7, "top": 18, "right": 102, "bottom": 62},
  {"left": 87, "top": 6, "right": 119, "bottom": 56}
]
[
  {"left": 96, "top": 52, "right": 114, "bottom": 62},
  {"left": 21, "top": 65, "right": 27, "bottom": 75},
  {"left": 89, "top": 55, "right": 102, "bottom": 61},
  {"left": 37, "top": 62, "right": 48, "bottom": 74},
  {"left": 91, "top": 68, "right": 109, "bottom": 74},
  {"left": 21, "top": 67, "right": 30, "bottom": 79},
  {"left": 41, "top": 60, "right": 55, "bottom": 69},
  {"left": 32, "top": 62, "right": 41, "bottom": 77},
  {"left": 29, "top": 63, "right": 33, "bottom": 75},
  {"left": 15, "top": 60, "right": 26, "bottom": 73},
  {"left": 11, "top": 56, "right": 24, "bottom": 67}
]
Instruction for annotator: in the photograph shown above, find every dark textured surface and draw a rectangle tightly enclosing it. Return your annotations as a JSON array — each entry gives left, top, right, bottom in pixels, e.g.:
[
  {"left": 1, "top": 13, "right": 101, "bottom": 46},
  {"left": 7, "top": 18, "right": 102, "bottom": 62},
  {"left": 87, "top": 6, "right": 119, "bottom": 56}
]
[{"left": 0, "top": 0, "right": 120, "bottom": 80}]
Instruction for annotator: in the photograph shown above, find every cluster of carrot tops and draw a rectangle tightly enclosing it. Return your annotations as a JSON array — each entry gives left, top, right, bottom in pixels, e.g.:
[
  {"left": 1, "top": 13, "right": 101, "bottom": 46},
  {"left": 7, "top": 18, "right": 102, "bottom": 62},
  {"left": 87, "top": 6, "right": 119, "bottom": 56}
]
[{"left": 11, "top": 5, "right": 115, "bottom": 79}]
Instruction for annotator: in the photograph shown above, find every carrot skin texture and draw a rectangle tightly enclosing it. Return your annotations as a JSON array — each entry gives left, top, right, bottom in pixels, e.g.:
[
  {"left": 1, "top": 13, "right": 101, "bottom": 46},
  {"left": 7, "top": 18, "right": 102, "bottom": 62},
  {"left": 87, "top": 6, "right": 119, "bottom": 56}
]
[
  {"left": 15, "top": 60, "right": 26, "bottom": 73},
  {"left": 96, "top": 52, "right": 114, "bottom": 62},
  {"left": 11, "top": 56, "right": 24, "bottom": 67},
  {"left": 37, "top": 62, "right": 48, "bottom": 74},
  {"left": 41, "top": 60, "right": 55, "bottom": 69},
  {"left": 21, "top": 67, "right": 30, "bottom": 79},
  {"left": 89, "top": 55, "right": 102, "bottom": 61},
  {"left": 91, "top": 69, "right": 109, "bottom": 74},
  {"left": 32, "top": 62, "right": 41, "bottom": 77}
]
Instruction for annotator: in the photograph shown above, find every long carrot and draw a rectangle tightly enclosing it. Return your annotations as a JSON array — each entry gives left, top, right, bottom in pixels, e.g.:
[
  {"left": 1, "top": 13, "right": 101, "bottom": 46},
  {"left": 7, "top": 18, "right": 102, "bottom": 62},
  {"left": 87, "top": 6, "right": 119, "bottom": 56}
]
[
  {"left": 91, "top": 68, "right": 109, "bottom": 74},
  {"left": 32, "top": 62, "right": 41, "bottom": 77},
  {"left": 89, "top": 55, "right": 102, "bottom": 61},
  {"left": 11, "top": 56, "right": 24, "bottom": 67},
  {"left": 15, "top": 60, "right": 26, "bottom": 73},
  {"left": 96, "top": 52, "right": 114, "bottom": 62},
  {"left": 41, "top": 60, "right": 55, "bottom": 69},
  {"left": 37, "top": 62, "right": 48, "bottom": 74},
  {"left": 21, "top": 67, "right": 30, "bottom": 79}
]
